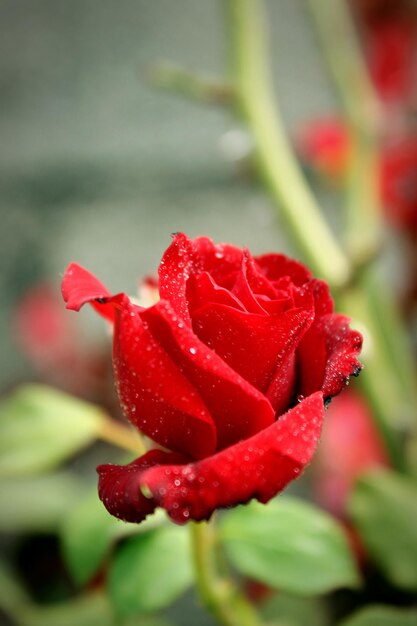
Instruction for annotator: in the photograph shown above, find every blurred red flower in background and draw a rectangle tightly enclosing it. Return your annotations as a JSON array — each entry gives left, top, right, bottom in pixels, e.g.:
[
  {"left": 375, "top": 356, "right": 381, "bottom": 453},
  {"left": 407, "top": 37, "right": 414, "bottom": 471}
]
[
  {"left": 296, "top": 0, "right": 417, "bottom": 239},
  {"left": 13, "top": 283, "right": 114, "bottom": 404},
  {"left": 313, "top": 390, "right": 389, "bottom": 518}
]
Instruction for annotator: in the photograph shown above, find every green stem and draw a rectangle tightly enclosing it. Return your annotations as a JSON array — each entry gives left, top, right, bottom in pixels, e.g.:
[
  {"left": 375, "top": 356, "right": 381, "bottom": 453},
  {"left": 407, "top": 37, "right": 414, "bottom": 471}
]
[
  {"left": 306, "top": 0, "right": 382, "bottom": 264},
  {"left": 225, "top": 0, "right": 417, "bottom": 470},
  {"left": 307, "top": 0, "right": 417, "bottom": 469},
  {"left": 227, "top": 0, "right": 351, "bottom": 289},
  {"left": 98, "top": 417, "right": 147, "bottom": 455},
  {"left": 190, "top": 520, "right": 264, "bottom": 626}
]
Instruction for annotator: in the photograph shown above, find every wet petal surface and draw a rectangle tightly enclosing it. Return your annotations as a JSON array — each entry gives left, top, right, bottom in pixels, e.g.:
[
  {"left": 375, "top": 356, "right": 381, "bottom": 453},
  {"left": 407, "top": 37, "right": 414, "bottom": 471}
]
[
  {"left": 97, "top": 449, "right": 187, "bottom": 523},
  {"left": 141, "top": 300, "right": 276, "bottom": 450},
  {"left": 141, "top": 392, "right": 325, "bottom": 524}
]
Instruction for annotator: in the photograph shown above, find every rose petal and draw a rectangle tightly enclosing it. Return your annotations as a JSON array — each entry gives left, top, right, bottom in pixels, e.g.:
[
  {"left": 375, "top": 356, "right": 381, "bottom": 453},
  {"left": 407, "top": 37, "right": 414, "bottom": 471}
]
[
  {"left": 296, "top": 280, "right": 337, "bottom": 397},
  {"left": 158, "top": 233, "right": 194, "bottom": 324},
  {"left": 113, "top": 296, "right": 217, "bottom": 459},
  {"left": 62, "top": 262, "right": 115, "bottom": 323},
  {"left": 141, "top": 392, "right": 325, "bottom": 524},
  {"left": 141, "top": 300, "right": 275, "bottom": 450},
  {"left": 298, "top": 310, "right": 362, "bottom": 400},
  {"left": 192, "top": 236, "right": 244, "bottom": 288},
  {"left": 244, "top": 253, "right": 279, "bottom": 299},
  {"left": 255, "top": 254, "right": 312, "bottom": 286},
  {"left": 97, "top": 449, "right": 187, "bottom": 523},
  {"left": 186, "top": 272, "right": 245, "bottom": 316},
  {"left": 321, "top": 315, "right": 363, "bottom": 399},
  {"left": 192, "top": 303, "right": 313, "bottom": 396},
  {"left": 158, "top": 234, "right": 244, "bottom": 322},
  {"left": 231, "top": 256, "right": 269, "bottom": 314}
]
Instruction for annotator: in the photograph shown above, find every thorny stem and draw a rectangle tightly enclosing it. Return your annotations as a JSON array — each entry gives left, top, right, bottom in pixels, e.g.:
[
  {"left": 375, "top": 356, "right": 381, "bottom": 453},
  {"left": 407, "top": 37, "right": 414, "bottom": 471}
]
[
  {"left": 97, "top": 416, "right": 147, "bottom": 455},
  {"left": 190, "top": 520, "right": 264, "bottom": 626},
  {"left": 226, "top": 0, "right": 351, "bottom": 289}
]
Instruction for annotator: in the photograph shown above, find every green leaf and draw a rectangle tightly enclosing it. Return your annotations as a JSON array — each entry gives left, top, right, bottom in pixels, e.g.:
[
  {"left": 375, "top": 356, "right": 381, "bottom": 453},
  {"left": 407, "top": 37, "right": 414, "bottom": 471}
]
[
  {"left": 61, "top": 489, "right": 166, "bottom": 585},
  {"left": 18, "top": 593, "right": 113, "bottom": 626},
  {"left": 108, "top": 525, "right": 193, "bottom": 615},
  {"left": 261, "top": 592, "right": 330, "bottom": 626},
  {"left": 0, "top": 384, "right": 105, "bottom": 477},
  {"left": 0, "top": 472, "right": 82, "bottom": 533},
  {"left": 349, "top": 468, "right": 417, "bottom": 591},
  {"left": 17, "top": 592, "right": 170, "bottom": 626},
  {"left": 220, "top": 497, "right": 360, "bottom": 595},
  {"left": 0, "top": 560, "right": 31, "bottom": 619},
  {"left": 338, "top": 605, "right": 417, "bottom": 626}
]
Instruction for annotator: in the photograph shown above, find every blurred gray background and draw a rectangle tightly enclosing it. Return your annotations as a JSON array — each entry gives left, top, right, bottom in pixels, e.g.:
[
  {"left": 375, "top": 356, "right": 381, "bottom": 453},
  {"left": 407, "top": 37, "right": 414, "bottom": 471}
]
[{"left": 0, "top": 0, "right": 336, "bottom": 388}]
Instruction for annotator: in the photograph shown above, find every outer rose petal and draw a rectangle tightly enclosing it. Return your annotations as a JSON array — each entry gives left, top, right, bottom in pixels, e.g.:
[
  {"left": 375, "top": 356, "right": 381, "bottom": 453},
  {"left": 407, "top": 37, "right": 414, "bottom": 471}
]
[
  {"left": 141, "top": 300, "right": 275, "bottom": 450},
  {"left": 141, "top": 392, "right": 325, "bottom": 524},
  {"left": 114, "top": 296, "right": 217, "bottom": 459},
  {"left": 294, "top": 275, "right": 362, "bottom": 400},
  {"left": 62, "top": 263, "right": 217, "bottom": 458},
  {"left": 97, "top": 450, "right": 187, "bottom": 523},
  {"left": 320, "top": 315, "right": 363, "bottom": 399},
  {"left": 158, "top": 233, "right": 194, "bottom": 324},
  {"left": 298, "top": 311, "right": 363, "bottom": 400},
  {"left": 62, "top": 262, "right": 115, "bottom": 323}
]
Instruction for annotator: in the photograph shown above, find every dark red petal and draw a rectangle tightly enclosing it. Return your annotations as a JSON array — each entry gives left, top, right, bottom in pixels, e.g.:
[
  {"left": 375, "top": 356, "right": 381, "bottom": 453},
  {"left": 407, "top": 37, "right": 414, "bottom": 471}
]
[
  {"left": 244, "top": 253, "right": 278, "bottom": 299},
  {"left": 158, "top": 233, "right": 194, "bottom": 325},
  {"left": 141, "top": 300, "right": 275, "bottom": 450},
  {"left": 308, "top": 279, "right": 334, "bottom": 316},
  {"left": 320, "top": 315, "right": 363, "bottom": 399},
  {"left": 186, "top": 272, "right": 245, "bottom": 316},
  {"left": 298, "top": 306, "right": 362, "bottom": 400},
  {"left": 266, "top": 353, "right": 296, "bottom": 414},
  {"left": 296, "top": 280, "right": 336, "bottom": 396},
  {"left": 231, "top": 254, "right": 269, "bottom": 314},
  {"left": 114, "top": 295, "right": 217, "bottom": 459},
  {"left": 192, "top": 303, "right": 313, "bottom": 396},
  {"left": 97, "top": 449, "right": 187, "bottom": 523},
  {"left": 141, "top": 392, "right": 325, "bottom": 524},
  {"left": 192, "top": 236, "right": 244, "bottom": 286},
  {"left": 61, "top": 262, "right": 115, "bottom": 323},
  {"left": 255, "top": 254, "right": 312, "bottom": 286}
]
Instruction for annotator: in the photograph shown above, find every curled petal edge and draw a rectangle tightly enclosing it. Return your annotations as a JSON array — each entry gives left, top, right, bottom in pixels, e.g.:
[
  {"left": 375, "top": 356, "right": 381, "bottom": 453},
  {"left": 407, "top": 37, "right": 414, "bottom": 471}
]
[
  {"left": 62, "top": 262, "right": 117, "bottom": 323},
  {"left": 96, "top": 392, "right": 325, "bottom": 525}
]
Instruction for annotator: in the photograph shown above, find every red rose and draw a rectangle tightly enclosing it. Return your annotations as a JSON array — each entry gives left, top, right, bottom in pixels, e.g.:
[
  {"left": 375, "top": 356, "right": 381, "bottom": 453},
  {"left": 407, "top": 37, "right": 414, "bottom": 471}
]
[{"left": 62, "top": 234, "right": 362, "bottom": 524}]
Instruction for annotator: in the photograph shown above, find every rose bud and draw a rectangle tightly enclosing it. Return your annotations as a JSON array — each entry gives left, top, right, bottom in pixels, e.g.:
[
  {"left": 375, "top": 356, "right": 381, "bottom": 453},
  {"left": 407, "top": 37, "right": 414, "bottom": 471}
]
[{"left": 62, "top": 234, "right": 362, "bottom": 525}]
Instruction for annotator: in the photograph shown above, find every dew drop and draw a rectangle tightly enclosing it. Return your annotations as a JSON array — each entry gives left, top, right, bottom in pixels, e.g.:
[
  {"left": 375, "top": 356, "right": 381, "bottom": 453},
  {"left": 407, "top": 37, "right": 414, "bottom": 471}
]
[{"left": 189, "top": 347, "right": 197, "bottom": 355}]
